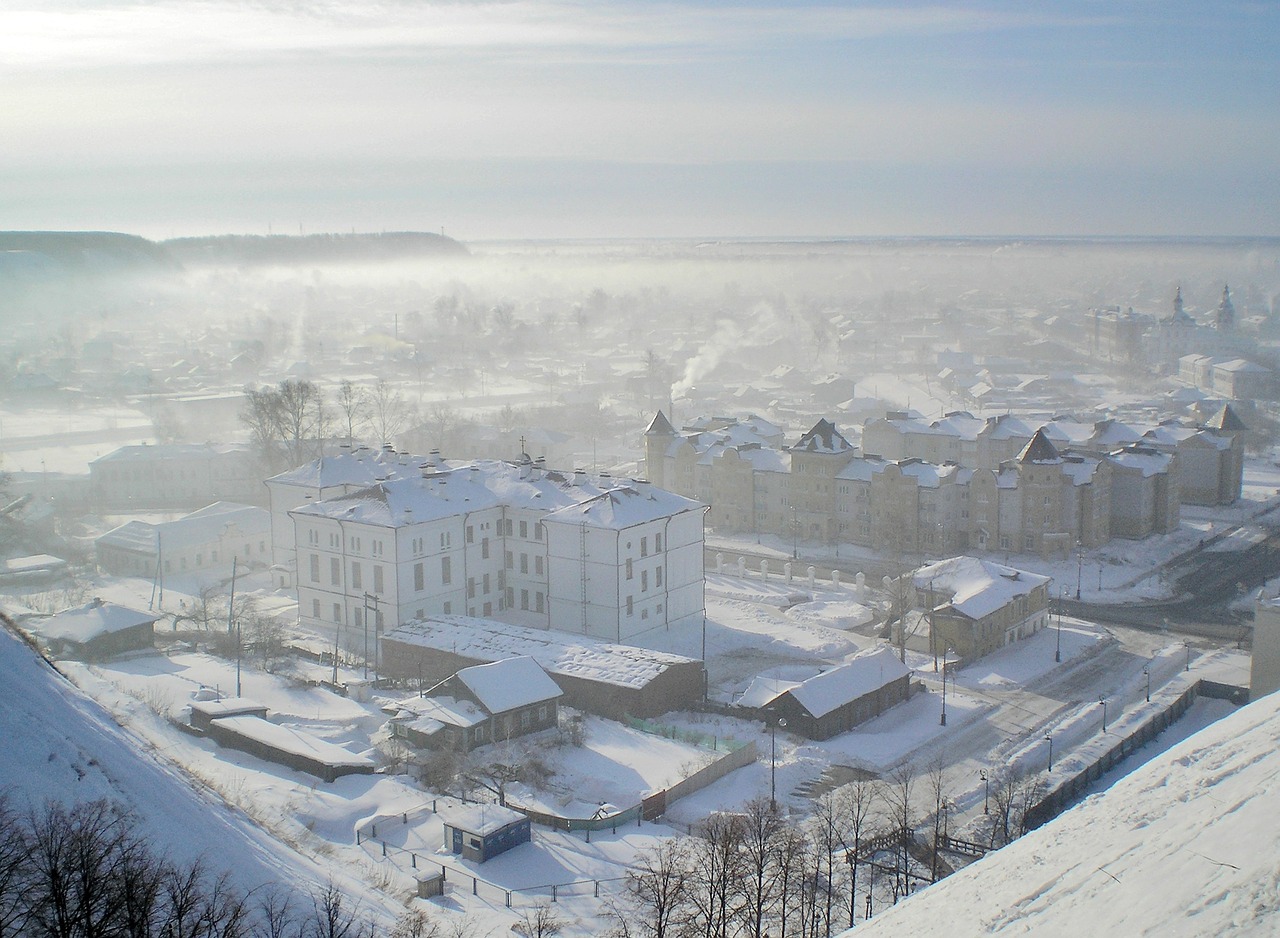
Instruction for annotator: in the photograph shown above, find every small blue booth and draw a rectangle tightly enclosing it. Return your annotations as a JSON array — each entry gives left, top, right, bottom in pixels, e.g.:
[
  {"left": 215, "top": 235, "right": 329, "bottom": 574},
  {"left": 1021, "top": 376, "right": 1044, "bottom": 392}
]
[{"left": 442, "top": 804, "right": 531, "bottom": 863}]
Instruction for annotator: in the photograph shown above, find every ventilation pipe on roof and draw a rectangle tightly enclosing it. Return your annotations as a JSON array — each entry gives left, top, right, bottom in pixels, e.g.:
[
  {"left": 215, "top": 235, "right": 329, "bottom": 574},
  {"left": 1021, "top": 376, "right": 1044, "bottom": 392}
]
[{"left": 573, "top": 469, "right": 587, "bottom": 486}]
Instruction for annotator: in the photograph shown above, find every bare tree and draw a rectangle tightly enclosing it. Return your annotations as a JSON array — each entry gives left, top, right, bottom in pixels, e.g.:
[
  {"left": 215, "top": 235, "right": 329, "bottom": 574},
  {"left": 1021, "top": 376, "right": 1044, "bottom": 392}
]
[
  {"left": 811, "top": 791, "right": 843, "bottom": 936},
  {"left": 308, "top": 881, "right": 375, "bottom": 938},
  {"left": 620, "top": 838, "right": 691, "bottom": 938},
  {"left": 736, "top": 797, "right": 784, "bottom": 938},
  {"left": 336, "top": 380, "right": 367, "bottom": 447},
  {"left": 881, "top": 763, "right": 917, "bottom": 902},
  {"left": 687, "top": 812, "right": 743, "bottom": 938},
  {"left": 833, "top": 776, "right": 879, "bottom": 929},
  {"left": 513, "top": 904, "right": 562, "bottom": 938},
  {"left": 366, "top": 380, "right": 417, "bottom": 447},
  {"left": 461, "top": 757, "right": 523, "bottom": 807},
  {"left": 924, "top": 755, "right": 951, "bottom": 882},
  {"left": 240, "top": 379, "right": 323, "bottom": 472}
]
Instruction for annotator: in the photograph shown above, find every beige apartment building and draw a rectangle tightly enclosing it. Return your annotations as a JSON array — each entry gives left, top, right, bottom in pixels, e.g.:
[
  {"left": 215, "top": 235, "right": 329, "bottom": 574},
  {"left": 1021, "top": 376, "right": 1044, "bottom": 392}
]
[{"left": 645, "top": 411, "right": 1172, "bottom": 560}]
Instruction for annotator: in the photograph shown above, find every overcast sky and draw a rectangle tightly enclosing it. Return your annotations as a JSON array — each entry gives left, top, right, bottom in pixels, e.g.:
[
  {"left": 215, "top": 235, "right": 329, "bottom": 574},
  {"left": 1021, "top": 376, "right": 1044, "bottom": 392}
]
[{"left": 3, "top": 0, "right": 1278, "bottom": 241}]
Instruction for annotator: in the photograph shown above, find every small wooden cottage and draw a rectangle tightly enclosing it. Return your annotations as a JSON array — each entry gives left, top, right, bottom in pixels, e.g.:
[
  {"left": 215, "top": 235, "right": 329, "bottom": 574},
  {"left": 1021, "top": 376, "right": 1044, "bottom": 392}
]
[{"left": 36, "top": 599, "right": 158, "bottom": 660}]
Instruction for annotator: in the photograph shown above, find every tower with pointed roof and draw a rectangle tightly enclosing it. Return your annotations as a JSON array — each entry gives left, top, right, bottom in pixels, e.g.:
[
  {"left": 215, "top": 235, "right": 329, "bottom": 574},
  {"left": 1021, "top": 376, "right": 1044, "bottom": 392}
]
[
  {"left": 643, "top": 410, "right": 677, "bottom": 488},
  {"left": 1216, "top": 284, "right": 1235, "bottom": 331}
]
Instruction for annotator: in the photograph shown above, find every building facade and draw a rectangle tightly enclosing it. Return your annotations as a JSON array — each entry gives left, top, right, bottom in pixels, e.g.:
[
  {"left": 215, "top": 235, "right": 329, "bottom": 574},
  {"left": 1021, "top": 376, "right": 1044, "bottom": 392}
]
[{"left": 288, "top": 456, "right": 706, "bottom": 652}]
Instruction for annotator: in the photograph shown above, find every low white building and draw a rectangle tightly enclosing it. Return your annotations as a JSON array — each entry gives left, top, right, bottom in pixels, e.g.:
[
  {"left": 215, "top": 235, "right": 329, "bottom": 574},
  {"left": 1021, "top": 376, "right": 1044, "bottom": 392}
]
[
  {"left": 289, "top": 457, "right": 706, "bottom": 655},
  {"left": 95, "top": 502, "right": 271, "bottom": 580},
  {"left": 89, "top": 443, "right": 260, "bottom": 509}
]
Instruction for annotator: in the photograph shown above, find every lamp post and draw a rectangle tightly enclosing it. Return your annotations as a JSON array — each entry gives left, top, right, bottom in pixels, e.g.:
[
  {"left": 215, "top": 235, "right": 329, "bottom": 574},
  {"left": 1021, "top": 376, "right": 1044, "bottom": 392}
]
[
  {"left": 1055, "top": 588, "right": 1063, "bottom": 663},
  {"left": 936, "top": 647, "right": 957, "bottom": 726},
  {"left": 1099, "top": 696, "right": 1108, "bottom": 733},
  {"left": 939, "top": 656, "right": 949, "bottom": 727},
  {"left": 980, "top": 769, "right": 989, "bottom": 814},
  {"left": 1045, "top": 734, "right": 1053, "bottom": 772},
  {"left": 1185, "top": 641, "right": 1191, "bottom": 672},
  {"left": 791, "top": 506, "right": 798, "bottom": 560},
  {"left": 1076, "top": 541, "right": 1083, "bottom": 600},
  {"left": 1143, "top": 666, "right": 1150, "bottom": 703},
  {"left": 770, "top": 715, "right": 787, "bottom": 812}
]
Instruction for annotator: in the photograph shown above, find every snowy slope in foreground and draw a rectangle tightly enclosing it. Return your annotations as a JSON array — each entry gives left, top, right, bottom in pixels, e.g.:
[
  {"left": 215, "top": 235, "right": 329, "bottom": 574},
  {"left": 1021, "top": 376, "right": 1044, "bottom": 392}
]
[
  {"left": 0, "top": 623, "right": 365, "bottom": 903},
  {"left": 846, "top": 691, "right": 1280, "bottom": 937}
]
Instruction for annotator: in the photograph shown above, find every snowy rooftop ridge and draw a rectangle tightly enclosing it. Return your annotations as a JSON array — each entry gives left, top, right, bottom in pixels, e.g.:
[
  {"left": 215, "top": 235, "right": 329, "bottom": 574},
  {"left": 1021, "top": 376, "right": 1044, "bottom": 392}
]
[
  {"left": 779, "top": 646, "right": 909, "bottom": 718},
  {"left": 37, "top": 599, "right": 159, "bottom": 643},
  {"left": 386, "top": 615, "right": 699, "bottom": 689},
  {"left": 913, "top": 556, "right": 1050, "bottom": 621},
  {"left": 452, "top": 656, "right": 564, "bottom": 713}
]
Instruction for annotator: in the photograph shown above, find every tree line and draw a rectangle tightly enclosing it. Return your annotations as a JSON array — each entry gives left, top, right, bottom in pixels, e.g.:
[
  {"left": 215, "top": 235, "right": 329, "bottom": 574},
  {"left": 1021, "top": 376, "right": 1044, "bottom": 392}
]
[{"left": 610, "top": 759, "right": 1045, "bottom": 938}]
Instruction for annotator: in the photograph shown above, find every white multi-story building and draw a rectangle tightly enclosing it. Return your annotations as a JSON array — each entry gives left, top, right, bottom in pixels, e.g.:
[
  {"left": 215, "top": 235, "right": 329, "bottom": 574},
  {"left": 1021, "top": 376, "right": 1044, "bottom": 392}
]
[{"left": 288, "top": 457, "right": 706, "bottom": 652}]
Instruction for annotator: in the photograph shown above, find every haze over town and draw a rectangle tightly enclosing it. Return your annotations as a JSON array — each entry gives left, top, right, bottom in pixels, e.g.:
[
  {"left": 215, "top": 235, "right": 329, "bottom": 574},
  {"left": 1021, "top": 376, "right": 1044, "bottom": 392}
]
[{"left": 3, "top": 2, "right": 1280, "bottom": 937}]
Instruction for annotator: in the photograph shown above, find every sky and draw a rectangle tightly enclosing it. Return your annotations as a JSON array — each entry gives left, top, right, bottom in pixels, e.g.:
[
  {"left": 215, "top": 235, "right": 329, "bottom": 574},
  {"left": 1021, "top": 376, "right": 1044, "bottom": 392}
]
[{"left": 2, "top": 0, "right": 1279, "bottom": 241}]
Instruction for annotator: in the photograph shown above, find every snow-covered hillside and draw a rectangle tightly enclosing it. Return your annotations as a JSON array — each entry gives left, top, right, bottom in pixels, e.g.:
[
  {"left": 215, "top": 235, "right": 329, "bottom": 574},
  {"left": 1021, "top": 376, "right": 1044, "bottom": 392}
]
[
  {"left": 0, "top": 620, "right": 386, "bottom": 916},
  {"left": 843, "top": 689, "right": 1280, "bottom": 937}
]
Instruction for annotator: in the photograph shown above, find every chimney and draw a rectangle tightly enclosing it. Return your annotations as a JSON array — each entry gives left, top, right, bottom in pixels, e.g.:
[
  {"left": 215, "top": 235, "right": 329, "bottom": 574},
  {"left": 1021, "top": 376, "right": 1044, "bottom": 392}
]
[{"left": 573, "top": 468, "right": 587, "bottom": 486}]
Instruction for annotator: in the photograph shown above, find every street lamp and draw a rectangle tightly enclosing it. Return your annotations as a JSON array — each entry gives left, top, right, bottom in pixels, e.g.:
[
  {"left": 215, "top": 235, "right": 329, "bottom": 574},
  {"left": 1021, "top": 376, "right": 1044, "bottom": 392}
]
[
  {"left": 1045, "top": 734, "right": 1054, "bottom": 772},
  {"left": 770, "top": 715, "right": 787, "bottom": 812},
  {"left": 980, "top": 769, "right": 989, "bottom": 814},
  {"left": 1075, "top": 541, "right": 1083, "bottom": 600},
  {"left": 1055, "top": 588, "right": 1063, "bottom": 663},
  {"left": 1185, "top": 641, "right": 1191, "bottom": 672},
  {"left": 939, "top": 647, "right": 957, "bottom": 726},
  {"left": 791, "top": 506, "right": 799, "bottom": 560},
  {"left": 1143, "top": 666, "right": 1150, "bottom": 703},
  {"left": 1099, "top": 696, "right": 1108, "bottom": 733}
]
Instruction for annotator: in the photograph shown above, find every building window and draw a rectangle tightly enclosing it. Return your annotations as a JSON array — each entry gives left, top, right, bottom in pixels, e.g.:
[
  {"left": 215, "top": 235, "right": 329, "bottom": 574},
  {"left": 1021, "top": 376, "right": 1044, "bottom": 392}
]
[
  {"left": 521, "top": 710, "right": 532, "bottom": 728},
  {"left": 626, "top": 558, "right": 633, "bottom": 580},
  {"left": 414, "top": 562, "right": 425, "bottom": 592},
  {"left": 506, "top": 587, "right": 514, "bottom": 607},
  {"left": 521, "top": 589, "right": 529, "bottom": 610},
  {"left": 626, "top": 596, "right": 633, "bottom": 616},
  {"left": 312, "top": 598, "right": 320, "bottom": 618},
  {"left": 640, "top": 536, "right": 648, "bottom": 557},
  {"left": 519, "top": 520, "right": 528, "bottom": 538},
  {"left": 641, "top": 570, "right": 648, "bottom": 591},
  {"left": 330, "top": 556, "right": 340, "bottom": 585},
  {"left": 655, "top": 533, "right": 662, "bottom": 552},
  {"left": 505, "top": 551, "right": 513, "bottom": 570},
  {"left": 484, "top": 602, "right": 492, "bottom": 616},
  {"left": 482, "top": 537, "right": 489, "bottom": 559},
  {"left": 468, "top": 577, "right": 476, "bottom": 598},
  {"left": 520, "top": 553, "right": 528, "bottom": 574},
  {"left": 441, "top": 556, "right": 452, "bottom": 585},
  {"left": 538, "top": 704, "right": 548, "bottom": 721},
  {"left": 443, "top": 601, "right": 451, "bottom": 614},
  {"left": 656, "top": 565, "right": 663, "bottom": 587},
  {"left": 535, "top": 555, "right": 543, "bottom": 576},
  {"left": 333, "top": 603, "right": 342, "bottom": 622},
  {"left": 467, "top": 525, "right": 474, "bottom": 543},
  {"left": 351, "top": 562, "right": 362, "bottom": 590},
  {"left": 310, "top": 554, "right": 320, "bottom": 583},
  {"left": 374, "top": 564, "right": 384, "bottom": 594},
  {"left": 483, "top": 573, "right": 491, "bottom": 594},
  {"left": 536, "top": 592, "right": 544, "bottom": 613}
]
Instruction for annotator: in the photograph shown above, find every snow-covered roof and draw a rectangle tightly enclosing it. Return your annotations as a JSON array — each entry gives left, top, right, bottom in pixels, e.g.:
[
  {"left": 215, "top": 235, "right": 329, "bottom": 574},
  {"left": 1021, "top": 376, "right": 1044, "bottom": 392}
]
[
  {"left": 91, "top": 442, "right": 250, "bottom": 465},
  {"left": 790, "top": 418, "right": 853, "bottom": 454},
  {"left": 737, "top": 675, "right": 802, "bottom": 709},
  {"left": 267, "top": 445, "right": 429, "bottom": 489},
  {"left": 1108, "top": 447, "right": 1174, "bottom": 477},
  {"left": 188, "top": 697, "right": 269, "bottom": 720},
  {"left": 386, "top": 616, "right": 698, "bottom": 689},
  {"left": 396, "top": 694, "right": 487, "bottom": 729},
  {"left": 454, "top": 656, "right": 563, "bottom": 713},
  {"left": 782, "top": 647, "right": 910, "bottom": 719},
  {"left": 211, "top": 715, "right": 374, "bottom": 768},
  {"left": 442, "top": 803, "right": 527, "bottom": 835},
  {"left": 291, "top": 459, "right": 700, "bottom": 530},
  {"left": 37, "top": 600, "right": 158, "bottom": 643},
  {"left": 96, "top": 502, "right": 270, "bottom": 553},
  {"left": 542, "top": 482, "right": 703, "bottom": 530},
  {"left": 914, "top": 556, "right": 1050, "bottom": 621}
]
